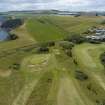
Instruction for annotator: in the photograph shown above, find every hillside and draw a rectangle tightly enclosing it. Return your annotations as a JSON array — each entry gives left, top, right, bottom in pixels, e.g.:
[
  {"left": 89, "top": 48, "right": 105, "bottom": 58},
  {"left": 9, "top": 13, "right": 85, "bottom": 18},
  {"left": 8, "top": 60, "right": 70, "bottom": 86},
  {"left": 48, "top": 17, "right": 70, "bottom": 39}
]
[
  {"left": 0, "top": 15, "right": 105, "bottom": 105},
  {"left": 26, "top": 16, "right": 102, "bottom": 42}
]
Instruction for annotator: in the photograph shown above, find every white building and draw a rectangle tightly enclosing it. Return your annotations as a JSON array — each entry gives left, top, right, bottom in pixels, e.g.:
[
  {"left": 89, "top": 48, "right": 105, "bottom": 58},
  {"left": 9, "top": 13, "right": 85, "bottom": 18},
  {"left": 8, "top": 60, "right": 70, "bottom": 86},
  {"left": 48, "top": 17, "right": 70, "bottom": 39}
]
[{"left": 86, "top": 28, "right": 105, "bottom": 41}]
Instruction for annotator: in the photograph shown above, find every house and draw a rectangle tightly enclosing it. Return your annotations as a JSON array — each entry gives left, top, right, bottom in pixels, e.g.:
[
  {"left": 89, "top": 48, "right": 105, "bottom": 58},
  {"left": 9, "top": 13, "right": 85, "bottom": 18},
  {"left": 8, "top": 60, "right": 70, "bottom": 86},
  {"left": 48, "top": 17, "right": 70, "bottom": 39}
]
[
  {"left": 85, "top": 28, "right": 105, "bottom": 41},
  {"left": 96, "top": 29, "right": 105, "bottom": 32}
]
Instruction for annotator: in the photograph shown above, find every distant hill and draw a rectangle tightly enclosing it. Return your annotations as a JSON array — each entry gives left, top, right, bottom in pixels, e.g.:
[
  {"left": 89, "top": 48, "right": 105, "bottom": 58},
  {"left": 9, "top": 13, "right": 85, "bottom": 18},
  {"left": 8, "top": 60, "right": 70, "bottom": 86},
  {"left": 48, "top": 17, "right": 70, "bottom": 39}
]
[
  {"left": 0, "top": 10, "right": 80, "bottom": 17},
  {"left": 1, "top": 10, "right": 105, "bottom": 17}
]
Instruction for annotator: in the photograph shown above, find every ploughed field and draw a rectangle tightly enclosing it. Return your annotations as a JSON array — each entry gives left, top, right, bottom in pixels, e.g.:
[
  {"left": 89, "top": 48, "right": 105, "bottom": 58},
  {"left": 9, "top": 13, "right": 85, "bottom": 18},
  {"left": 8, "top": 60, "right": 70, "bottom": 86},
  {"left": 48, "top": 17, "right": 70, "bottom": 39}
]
[{"left": 1, "top": 15, "right": 105, "bottom": 105}]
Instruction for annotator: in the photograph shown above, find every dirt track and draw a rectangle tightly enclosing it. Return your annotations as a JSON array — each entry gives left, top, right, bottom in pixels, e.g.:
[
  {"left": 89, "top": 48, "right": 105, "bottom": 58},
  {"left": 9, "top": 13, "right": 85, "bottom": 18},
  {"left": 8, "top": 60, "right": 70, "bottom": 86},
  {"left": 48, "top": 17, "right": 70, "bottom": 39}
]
[{"left": 57, "top": 76, "right": 85, "bottom": 105}]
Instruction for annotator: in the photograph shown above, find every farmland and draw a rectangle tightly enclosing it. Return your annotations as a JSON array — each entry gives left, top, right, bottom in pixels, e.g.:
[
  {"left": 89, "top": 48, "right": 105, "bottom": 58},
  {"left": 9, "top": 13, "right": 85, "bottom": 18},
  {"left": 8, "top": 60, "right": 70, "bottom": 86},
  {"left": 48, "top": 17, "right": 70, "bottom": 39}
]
[{"left": 0, "top": 15, "right": 105, "bottom": 105}]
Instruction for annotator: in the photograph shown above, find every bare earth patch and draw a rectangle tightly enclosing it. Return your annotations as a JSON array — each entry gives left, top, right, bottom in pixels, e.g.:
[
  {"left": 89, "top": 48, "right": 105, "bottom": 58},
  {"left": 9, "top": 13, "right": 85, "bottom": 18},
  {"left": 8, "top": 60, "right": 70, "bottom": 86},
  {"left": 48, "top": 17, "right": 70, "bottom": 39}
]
[
  {"left": 22, "top": 54, "right": 51, "bottom": 72},
  {"left": 0, "top": 70, "right": 12, "bottom": 77},
  {"left": 12, "top": 79, "right": 38, "bottom": 105}
]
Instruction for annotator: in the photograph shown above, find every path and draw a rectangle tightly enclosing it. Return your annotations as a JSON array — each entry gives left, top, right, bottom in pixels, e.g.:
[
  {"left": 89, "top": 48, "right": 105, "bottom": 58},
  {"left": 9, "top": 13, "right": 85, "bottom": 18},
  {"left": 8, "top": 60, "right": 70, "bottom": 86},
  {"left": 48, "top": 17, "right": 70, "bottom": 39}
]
[
  {"left": 12, "top": 79, "right": 38, "bottom": 105},
  {"left": 57, "top": 76, "right": 85, "bottom": 105}
]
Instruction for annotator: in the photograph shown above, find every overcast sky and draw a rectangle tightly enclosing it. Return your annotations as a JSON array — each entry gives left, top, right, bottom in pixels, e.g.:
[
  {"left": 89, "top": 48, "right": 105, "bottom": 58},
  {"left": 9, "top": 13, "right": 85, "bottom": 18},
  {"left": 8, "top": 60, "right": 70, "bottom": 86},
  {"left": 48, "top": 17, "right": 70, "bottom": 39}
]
[{"left": 0, "top": 0, "right": 105, "bottom": 12}]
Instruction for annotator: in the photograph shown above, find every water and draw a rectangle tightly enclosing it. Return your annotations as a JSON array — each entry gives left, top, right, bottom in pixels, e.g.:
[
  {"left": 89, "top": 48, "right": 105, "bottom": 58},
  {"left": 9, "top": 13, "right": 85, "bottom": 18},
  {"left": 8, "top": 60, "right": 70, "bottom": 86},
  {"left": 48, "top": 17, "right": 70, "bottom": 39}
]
[
  {"left": 0, "top": 16, "right": 9, "bottom": 41},
  {"left": 0, "top": 29, "right": 9, "bottom": 41}
]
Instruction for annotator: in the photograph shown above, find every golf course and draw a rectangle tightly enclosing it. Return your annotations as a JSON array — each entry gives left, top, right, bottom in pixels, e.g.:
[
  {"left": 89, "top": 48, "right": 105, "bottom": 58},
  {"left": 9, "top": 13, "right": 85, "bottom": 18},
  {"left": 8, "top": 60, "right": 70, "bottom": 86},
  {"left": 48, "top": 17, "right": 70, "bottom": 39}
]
[{"left": 0, "top": 15, "right": 105, "bottom": 105}]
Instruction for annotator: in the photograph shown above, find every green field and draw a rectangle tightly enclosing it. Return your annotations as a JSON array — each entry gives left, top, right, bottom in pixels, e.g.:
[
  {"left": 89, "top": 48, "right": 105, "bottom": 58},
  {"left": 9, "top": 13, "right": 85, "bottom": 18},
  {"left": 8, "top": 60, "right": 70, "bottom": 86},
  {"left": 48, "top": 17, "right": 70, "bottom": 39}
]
[
  {"left": 26, "top": 16, "right": 103, "bottom": 42},
  {"left": 1, "top": 15, "right": 105, "bottom": 105}
]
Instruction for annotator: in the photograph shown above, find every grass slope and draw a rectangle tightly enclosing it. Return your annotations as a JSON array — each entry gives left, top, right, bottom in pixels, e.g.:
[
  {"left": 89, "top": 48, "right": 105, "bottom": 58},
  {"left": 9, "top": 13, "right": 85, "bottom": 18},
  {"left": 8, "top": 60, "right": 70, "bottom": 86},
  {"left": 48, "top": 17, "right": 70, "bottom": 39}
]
[
  {"left": 41, "top": 16, "right": 102, "bottom": 35},
  {"left": 72, "top": 43, "right": 105, "bottom": 104},
  {"left": 0, "top": 16, "right": 105, "bottom": 105},
  {"left": 26, "top": 17, "right": 66, "bottom": 42},
  {"left": 26, "top": 16, "right": 103, "bottom": 42}
]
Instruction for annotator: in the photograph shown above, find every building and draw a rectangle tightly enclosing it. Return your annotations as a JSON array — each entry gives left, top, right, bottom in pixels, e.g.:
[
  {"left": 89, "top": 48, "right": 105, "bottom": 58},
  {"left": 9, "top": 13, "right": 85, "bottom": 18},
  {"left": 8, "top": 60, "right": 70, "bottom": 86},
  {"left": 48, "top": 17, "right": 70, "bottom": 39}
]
[{"left": 86, "top": 28, "right": 105, "bottom": 41}]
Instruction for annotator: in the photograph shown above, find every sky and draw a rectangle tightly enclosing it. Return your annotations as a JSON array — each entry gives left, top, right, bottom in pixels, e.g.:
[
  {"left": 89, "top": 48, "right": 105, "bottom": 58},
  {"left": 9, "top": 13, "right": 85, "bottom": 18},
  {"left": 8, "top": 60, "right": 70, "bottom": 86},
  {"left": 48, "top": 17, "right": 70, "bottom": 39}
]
[{"left": 0, "top": 0, "right": 105, "bottom": 12}]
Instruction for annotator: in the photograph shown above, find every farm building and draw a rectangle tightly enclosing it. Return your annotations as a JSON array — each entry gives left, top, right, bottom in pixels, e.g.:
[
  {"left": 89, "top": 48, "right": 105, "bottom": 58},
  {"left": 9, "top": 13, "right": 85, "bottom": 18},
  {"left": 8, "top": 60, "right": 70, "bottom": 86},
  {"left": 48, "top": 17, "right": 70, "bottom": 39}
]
[
  {"left": 86, "top": 28, "right": 105, "bottom": 41},
  {"left": 96, "top": 29, "right": 105, "bottom": 35},
  {"left": 86, "top": 35, "right": 105, "bottom": 40}
]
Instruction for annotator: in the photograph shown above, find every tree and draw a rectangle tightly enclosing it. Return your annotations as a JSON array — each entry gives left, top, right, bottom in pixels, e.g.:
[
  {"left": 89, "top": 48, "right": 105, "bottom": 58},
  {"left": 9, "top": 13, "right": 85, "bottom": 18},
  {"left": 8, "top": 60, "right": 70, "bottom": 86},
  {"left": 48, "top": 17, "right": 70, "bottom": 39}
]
[
  {"left": 39, "top": 41, "right": 55, "bottom": 48},
  {"left": 10, "top": 34, "right": 18, "bottom": 40},
  {"left": 100, "top": 53, "right": 105, "bottom": 66},
  {"left": 1, "top": 19, "right": 23, "bottom": 30},
  {"left": 59, "top": 41, "right": 74, "bottom": 49},
  {"left": 36, "top": 47, "right": 49, "bottom": 53},
  {"left": 9, "top": 63, "right": 20, "bottom": 70},
  {"left": 64, "top": 34, "right": 85, "bottom": 44},
  {"left": 75, "top": 70, "right": 88, "bottom": 81}
]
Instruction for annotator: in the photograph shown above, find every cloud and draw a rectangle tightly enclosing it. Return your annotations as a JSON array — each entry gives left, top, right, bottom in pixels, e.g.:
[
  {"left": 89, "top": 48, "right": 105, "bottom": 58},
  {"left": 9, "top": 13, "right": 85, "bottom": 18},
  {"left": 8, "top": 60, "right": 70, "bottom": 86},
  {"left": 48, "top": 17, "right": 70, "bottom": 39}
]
[{"left": 0, "top": 0, "right": 105, "bottom": 12}]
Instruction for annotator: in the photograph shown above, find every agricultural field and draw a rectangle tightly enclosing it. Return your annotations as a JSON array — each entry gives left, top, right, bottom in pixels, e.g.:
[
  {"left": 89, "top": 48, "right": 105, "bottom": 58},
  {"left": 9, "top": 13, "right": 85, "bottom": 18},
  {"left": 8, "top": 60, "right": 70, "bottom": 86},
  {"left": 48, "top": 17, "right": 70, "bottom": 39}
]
[{"left": 1, "top": 15, "right": 105, "bottom": 105}]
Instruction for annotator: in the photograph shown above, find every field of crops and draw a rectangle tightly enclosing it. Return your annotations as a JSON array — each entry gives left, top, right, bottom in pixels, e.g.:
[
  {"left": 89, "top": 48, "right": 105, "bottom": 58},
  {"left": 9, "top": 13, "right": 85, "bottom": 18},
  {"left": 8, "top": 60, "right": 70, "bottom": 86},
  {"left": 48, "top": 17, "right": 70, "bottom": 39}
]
[{"left": 1, "top": 15, "right": 105, "bottom": 105}]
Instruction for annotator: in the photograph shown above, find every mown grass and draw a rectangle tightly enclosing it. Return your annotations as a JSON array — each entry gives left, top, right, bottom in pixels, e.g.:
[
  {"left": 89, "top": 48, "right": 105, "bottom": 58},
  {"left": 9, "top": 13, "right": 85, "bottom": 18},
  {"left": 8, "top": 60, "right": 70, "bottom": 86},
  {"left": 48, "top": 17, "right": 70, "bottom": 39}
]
[
  {"left": 0, "top": 22, "right": 36, "bottom": 70},
  {"left": 26, "top": 71, "right": 54, "bottom": 105},
  {"left": 72, "top": 43, "right": 105, "bottom": 104},
  {"left": 22, "top": 52, "right": 61, "bottom": 105},
  {"left": 0, "top": 19, "right": 37, "bottom": 105},
  {"left": 0, "top": 71, "right": 25, "bottom": 105},
  {"left": 72, "top": 43, "right": 105, "bottom": 71},
  {"left": 0, "top": 15, "right": 105, "bottom": 105},
  {"left": 0, "top": 44, "right": 38, "bottom": 70}
]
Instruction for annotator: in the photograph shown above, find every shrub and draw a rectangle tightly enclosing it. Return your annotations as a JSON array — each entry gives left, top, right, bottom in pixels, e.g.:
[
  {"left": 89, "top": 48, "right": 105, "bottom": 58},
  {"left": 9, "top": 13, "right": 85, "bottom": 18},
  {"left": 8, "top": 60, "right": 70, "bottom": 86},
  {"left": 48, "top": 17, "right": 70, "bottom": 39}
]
[
  {"left": 74, "top": 14, "right": 81, "bottom": 17},
  {"left": 100, "top": 53, "right": 105, "bottom": 66},
  {"left": 100, "top": 20, "right": 105, "bottom": 25},
  {"left": 59, "top": 41, "right": 74, "bottom": 49},
  {"left": 36, "top": 47, "right": 49, "bottom": 53},
  {"left": 65, "top": 49, "right": 72, "bottom": 57},
  {"left": 9, "top": 63, "right": 20, "bottom": 70},
  {"left": 46, "top": 41, "right": 55, "bottom": 47},
  {"left": 87, "top": 39, "right": 101, "bottom": 44},
  {"left": 10, "top": 34, "right": 18, "bottom": 40},
  {"left": 87, "top": 84, "right": 92, "bottom": 90},
  {"left": 1, "top": 19, "right": 23, "bottom": 29},
  {"left": 39, "top": 41, "right": 55, "bottom": 48},
  {"left": 73, "top": 60, "right": 78, "bottom": 65},
  {"left": 37, "top": 19, "right": 46, "bottom": 24},
  {"left": 95, "top": 100, "right": 105, "bottom": 105},
  {"left": 83, "top": 30, "right": 90, "bottom": 34},
  {"left": 64, "top": 34, "right": 85, "bottom": 44},
  {"left": 75, "top": 70, "right": 88, "bottom": 81}
]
